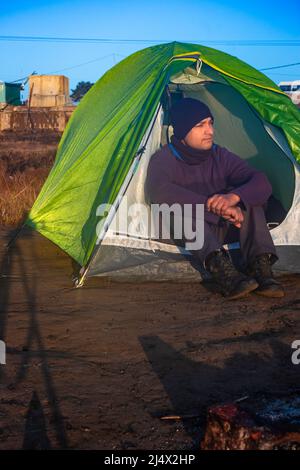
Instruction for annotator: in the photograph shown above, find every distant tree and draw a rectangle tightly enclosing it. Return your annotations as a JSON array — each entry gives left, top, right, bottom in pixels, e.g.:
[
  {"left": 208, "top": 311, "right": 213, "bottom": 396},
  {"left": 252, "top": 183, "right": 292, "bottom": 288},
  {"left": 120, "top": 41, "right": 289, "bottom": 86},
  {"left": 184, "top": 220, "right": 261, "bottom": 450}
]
[{"left": 70, "top": 81, "right": 94, "bottom": 102}]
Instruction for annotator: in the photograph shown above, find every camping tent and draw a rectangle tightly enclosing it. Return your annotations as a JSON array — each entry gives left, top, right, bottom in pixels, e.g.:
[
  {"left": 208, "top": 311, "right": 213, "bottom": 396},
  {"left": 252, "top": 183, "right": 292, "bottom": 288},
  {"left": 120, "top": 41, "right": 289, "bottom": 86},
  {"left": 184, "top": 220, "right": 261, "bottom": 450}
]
[{"left": 26, "top": 42, "right": 300, "bottom": 286}]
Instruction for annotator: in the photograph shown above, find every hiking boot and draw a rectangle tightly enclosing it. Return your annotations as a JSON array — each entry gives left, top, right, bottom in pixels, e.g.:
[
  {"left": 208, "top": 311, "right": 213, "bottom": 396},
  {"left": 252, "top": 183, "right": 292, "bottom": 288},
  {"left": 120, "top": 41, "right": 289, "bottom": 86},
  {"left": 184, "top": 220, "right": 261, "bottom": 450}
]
[
  {"left": 247, "top": 253, "right": 284, "bottom": 298},
  {"left": 205, "top": 249, "right": 259, "bottom": 300}
]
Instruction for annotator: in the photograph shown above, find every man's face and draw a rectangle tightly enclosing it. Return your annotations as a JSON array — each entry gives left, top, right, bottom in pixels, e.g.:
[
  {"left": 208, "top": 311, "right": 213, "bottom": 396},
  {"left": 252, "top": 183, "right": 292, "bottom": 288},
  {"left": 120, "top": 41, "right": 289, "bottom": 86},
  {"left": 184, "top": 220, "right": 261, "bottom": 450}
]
[{"left": 182, "top": 116, "right": 214, "bottom": 150}]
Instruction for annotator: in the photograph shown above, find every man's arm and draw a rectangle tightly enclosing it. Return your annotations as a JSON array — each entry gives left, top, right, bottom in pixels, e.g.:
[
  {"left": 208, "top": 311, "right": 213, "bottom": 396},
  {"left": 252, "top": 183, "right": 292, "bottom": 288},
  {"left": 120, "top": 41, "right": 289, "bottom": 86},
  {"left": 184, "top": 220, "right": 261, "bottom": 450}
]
[
  {"left": 207, "top": 192, "right": 241, "bottom": 215},
  {"left": 145, "top": 156, "right": 220, "bottom": 225}
]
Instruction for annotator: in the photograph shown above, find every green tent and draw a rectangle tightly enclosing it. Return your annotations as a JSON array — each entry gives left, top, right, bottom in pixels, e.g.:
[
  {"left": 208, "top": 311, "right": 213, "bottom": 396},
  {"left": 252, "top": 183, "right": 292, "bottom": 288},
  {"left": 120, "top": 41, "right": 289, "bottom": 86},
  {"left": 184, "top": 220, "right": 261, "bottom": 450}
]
[{"left": 26, "top": 42, "right": 300, "bottom": 285}]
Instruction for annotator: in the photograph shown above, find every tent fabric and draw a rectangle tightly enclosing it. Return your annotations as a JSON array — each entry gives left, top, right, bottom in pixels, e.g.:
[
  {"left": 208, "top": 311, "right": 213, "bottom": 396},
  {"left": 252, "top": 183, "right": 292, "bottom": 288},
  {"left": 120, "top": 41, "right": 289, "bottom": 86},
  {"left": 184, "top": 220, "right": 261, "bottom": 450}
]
[{"left": 25, "top": 41, "right": 300, "bottom": 275}]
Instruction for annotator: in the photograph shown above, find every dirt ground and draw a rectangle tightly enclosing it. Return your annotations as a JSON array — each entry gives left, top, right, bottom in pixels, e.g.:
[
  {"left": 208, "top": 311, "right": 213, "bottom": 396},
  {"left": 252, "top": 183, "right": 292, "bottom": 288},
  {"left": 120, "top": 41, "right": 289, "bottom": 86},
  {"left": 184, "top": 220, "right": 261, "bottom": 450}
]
[{"left": 0, "top": 226, "right": 299, "bottom": 450}]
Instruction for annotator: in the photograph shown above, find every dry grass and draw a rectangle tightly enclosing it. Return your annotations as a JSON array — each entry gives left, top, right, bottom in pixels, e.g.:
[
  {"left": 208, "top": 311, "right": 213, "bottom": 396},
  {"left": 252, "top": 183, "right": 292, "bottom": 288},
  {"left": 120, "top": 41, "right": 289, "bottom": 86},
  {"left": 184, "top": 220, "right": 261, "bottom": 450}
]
[
  {"left": 0, "top": 130, "right": 60, "bottom": 226},
  {"left": 0, "top": 161, "right": 50, "bottom": 226}
]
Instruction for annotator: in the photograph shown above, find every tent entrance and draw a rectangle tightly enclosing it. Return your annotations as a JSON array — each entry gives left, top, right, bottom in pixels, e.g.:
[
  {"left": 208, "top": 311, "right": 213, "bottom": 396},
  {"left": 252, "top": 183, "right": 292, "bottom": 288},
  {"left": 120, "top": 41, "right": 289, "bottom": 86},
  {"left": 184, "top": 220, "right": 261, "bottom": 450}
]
[
  {"left": 85, "top": 65, "right": 297, "bottom": 280},
  {"left": 165, "top": 64, "right": 295, "bottom": 214}
]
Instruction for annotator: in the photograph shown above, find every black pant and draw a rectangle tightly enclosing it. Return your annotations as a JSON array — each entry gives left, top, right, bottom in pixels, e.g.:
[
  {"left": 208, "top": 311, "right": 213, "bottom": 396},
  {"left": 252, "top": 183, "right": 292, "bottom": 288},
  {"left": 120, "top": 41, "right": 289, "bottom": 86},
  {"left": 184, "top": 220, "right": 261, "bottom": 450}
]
[{"left": 171, "top": 202, "right": 278, "bottom": 268}]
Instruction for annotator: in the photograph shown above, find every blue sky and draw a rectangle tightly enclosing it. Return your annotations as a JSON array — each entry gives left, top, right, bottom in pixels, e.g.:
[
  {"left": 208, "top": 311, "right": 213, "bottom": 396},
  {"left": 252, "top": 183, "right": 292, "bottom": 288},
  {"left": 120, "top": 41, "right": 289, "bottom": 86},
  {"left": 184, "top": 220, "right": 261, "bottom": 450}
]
[{"left": 1, "top": 0, "right": 299, "bottom": 96}]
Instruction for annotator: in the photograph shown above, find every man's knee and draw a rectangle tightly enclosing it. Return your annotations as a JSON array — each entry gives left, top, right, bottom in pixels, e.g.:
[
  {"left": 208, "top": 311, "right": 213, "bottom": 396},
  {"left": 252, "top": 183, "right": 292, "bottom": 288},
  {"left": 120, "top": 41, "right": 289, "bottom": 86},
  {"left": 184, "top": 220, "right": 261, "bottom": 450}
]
[{"left": 238, "top": 202, "right": 267, "bottom": 221}]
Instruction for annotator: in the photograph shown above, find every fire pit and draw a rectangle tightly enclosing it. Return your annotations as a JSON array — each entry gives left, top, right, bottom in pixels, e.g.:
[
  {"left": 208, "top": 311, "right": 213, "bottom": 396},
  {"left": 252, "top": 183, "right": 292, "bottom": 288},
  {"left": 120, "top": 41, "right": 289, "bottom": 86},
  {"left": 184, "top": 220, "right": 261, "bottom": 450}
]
[{"left": 201, "top": 394, "right": 300, "bottom": 450}]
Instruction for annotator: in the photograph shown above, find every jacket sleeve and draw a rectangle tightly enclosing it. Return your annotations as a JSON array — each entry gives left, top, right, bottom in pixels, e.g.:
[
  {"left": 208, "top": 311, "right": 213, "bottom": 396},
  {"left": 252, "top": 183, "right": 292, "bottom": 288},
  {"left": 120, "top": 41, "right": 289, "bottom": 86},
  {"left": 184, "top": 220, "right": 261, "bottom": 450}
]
[
  {"left": 223, "top": 148, "right": 273, "bottom": 207},
  {"left": 145, "top": 155, "right": 220, "bottom": 225}
]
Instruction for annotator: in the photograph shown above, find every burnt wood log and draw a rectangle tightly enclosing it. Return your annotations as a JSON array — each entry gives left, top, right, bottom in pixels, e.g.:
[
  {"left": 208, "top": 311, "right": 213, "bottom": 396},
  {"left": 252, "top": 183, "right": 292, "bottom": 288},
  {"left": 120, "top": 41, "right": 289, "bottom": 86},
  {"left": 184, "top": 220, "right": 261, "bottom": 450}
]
[{"left": 201, "top": 403, "right": 300, "bottom": 450}]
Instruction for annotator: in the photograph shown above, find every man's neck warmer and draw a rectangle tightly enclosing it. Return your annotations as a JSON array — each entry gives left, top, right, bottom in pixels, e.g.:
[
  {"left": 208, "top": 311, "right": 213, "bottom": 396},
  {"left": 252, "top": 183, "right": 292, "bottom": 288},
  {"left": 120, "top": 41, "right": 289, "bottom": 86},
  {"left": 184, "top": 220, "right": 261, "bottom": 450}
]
[{"left": 170, "top": 135, "right": 214, "bottom": 165}]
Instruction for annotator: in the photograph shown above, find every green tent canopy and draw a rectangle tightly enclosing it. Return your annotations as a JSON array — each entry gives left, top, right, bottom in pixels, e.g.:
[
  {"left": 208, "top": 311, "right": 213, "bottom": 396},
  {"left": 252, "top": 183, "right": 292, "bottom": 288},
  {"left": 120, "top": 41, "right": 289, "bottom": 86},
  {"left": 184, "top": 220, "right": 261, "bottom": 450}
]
[{"left": 26, "top": 42, "right": 300, "bottom": 285}]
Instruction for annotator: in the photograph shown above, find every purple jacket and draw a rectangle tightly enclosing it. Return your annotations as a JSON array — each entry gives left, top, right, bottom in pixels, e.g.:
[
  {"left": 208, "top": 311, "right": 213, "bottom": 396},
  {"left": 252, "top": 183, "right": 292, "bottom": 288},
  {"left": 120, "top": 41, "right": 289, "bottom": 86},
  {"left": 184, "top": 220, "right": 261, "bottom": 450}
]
[{"left": 145, "top": 142, "right": 272, "bottom": 225}]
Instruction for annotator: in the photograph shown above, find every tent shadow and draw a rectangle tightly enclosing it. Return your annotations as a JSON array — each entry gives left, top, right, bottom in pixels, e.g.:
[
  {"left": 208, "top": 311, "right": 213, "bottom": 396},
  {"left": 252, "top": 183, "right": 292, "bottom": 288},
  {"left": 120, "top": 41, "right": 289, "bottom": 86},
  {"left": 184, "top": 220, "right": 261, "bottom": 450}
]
[
  {"left": 0, "top": 229, "right": 68, "bottom": 449},
  {"left": 139, "top": 335, "right": 297, "bottom": 448},
  {"left": 22, "top": 390, "right": 51, "bottom": 450}
]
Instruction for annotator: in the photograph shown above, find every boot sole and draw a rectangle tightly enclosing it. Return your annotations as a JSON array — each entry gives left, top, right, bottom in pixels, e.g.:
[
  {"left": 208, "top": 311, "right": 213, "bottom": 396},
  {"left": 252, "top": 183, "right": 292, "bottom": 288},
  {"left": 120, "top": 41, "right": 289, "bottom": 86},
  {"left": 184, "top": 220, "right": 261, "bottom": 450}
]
[{"left": 225, "top": 280, "right": 259, "bottom": 300}]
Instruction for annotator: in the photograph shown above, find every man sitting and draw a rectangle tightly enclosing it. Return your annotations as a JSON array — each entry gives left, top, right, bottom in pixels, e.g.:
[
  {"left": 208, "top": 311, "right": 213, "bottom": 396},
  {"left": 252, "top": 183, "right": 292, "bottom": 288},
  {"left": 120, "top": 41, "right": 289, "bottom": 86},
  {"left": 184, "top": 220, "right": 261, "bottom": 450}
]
[{"left": 145, "top": 98, "right": 284, "bottom": 300}]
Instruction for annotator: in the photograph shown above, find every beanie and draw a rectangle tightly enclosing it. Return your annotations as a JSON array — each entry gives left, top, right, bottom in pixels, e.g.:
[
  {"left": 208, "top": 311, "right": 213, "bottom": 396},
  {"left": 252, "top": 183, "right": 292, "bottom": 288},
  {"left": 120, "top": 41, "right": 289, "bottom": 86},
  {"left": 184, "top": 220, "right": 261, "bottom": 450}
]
[{"left": 170, "top": 98, "right": 214, "bottom": 140}]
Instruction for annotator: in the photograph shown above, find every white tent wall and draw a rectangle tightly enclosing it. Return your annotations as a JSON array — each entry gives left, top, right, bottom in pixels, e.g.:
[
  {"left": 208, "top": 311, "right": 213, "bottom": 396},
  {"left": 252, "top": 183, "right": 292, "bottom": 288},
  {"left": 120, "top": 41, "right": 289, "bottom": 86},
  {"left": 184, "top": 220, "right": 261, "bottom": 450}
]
[
  {"left": 263, "top": 121, "right": 300, "bottom": 246},
  {"left": 261, "top": 121, "right": 300, "bottom": 273}
]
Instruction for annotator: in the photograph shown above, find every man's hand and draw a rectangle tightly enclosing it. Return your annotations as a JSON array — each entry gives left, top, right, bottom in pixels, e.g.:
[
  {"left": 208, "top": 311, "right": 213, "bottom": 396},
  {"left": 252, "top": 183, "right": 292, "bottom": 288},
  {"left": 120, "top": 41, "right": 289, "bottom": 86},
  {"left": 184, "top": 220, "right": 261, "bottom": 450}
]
[
  {"left": 207, "top": 193, "right": 240, "bottom": 215},
  {"left": 221, "top": 206, "right": 244, "bottom": 228}
]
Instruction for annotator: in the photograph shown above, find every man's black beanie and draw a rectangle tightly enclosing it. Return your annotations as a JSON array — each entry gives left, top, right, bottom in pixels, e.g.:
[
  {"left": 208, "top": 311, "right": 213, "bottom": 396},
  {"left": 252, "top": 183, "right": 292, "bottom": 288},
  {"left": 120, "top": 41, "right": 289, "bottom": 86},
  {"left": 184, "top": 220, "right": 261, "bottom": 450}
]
[{"left": 170, "top": 98, "right": 214, "bottom": 140}]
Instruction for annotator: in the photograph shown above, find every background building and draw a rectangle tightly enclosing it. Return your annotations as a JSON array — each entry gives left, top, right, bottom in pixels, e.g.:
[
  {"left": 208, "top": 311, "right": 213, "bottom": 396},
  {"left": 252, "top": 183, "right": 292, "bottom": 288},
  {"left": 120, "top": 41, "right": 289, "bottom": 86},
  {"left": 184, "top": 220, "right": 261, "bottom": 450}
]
[
  {"left": 0, "top": 81, "right": 22, "bottom": 106},
  {"left": 28, "top": 75, "right": 71, "bottom": 107}
]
